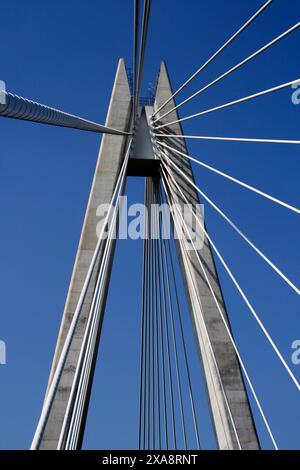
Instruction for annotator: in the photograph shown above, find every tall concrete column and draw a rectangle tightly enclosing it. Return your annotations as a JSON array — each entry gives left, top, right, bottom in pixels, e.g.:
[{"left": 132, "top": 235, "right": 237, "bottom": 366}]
[
  {"left": 154, "top": 62, "right": 259, "bottom": 450},
  {"left": 40, "top": 59, "right": 132, "bottom": 449}
]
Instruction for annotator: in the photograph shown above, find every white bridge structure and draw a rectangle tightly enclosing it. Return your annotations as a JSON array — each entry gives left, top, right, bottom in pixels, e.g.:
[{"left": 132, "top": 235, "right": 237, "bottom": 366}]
[{"left": 0, "top": 0, "right": 299, "bottom": 451}]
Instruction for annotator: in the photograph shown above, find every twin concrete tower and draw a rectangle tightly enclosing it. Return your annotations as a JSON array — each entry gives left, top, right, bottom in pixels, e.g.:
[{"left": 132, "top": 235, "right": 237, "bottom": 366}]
[{"left": 40, "top": 59, "right": 259, "bottom": 450}]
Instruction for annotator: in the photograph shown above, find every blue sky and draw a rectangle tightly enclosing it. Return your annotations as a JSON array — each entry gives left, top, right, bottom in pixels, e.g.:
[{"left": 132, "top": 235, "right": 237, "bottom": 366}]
[{"left": 0, "top": 0, "right": 299, "bottom": 450}]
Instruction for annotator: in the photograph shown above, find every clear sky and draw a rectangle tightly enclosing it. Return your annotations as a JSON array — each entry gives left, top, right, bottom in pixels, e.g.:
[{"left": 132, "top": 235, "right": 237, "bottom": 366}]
[{"left": 0, "top": 0, "right": 299, "bottom": 450}]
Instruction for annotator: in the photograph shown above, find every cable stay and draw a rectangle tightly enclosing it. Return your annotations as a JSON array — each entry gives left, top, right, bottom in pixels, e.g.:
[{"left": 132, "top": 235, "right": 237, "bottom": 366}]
[
  {"left": 159, "top": 148, "right": 300, "bottom": 295},
  {"left": 0, "top": 91, "right": 131, "bottom": 136},
  {"left": 160, "top": 170, "right": 278, "bottom": 449},
  {"left": 152, "top": 0, "right": 274, "bottom": 117},
  {"left": 138, "top": 176, "right": 206, "bottom": 449},
  {"left": 153, "top": 21, "right": 300, "bottom": 123},
  {"left": 135, "top": 0, "right": 152, "bottom": 113},
  {"left": 157, "top": 155, "right": 300, "bottom": 394},
  {"left": 31, "top": 139, "right": 133, "bottom": 450},
  {"left": 157, "top": 141, "right": 300, "bottom": 214},
  {"left": 155, "top": 133, "right": 300, "bottom": 145},
  {"left": 155, "top": 78, "right": 300, "bottom": 129},
  {"left": 133, "top": 0, "right": 141, "bottom": 122}
]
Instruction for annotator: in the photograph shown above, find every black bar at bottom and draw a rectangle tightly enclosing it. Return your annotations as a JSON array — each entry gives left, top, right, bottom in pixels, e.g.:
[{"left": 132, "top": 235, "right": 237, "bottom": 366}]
[{"left": 0, "top": 450, "right": 298, "bottom": 466}]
